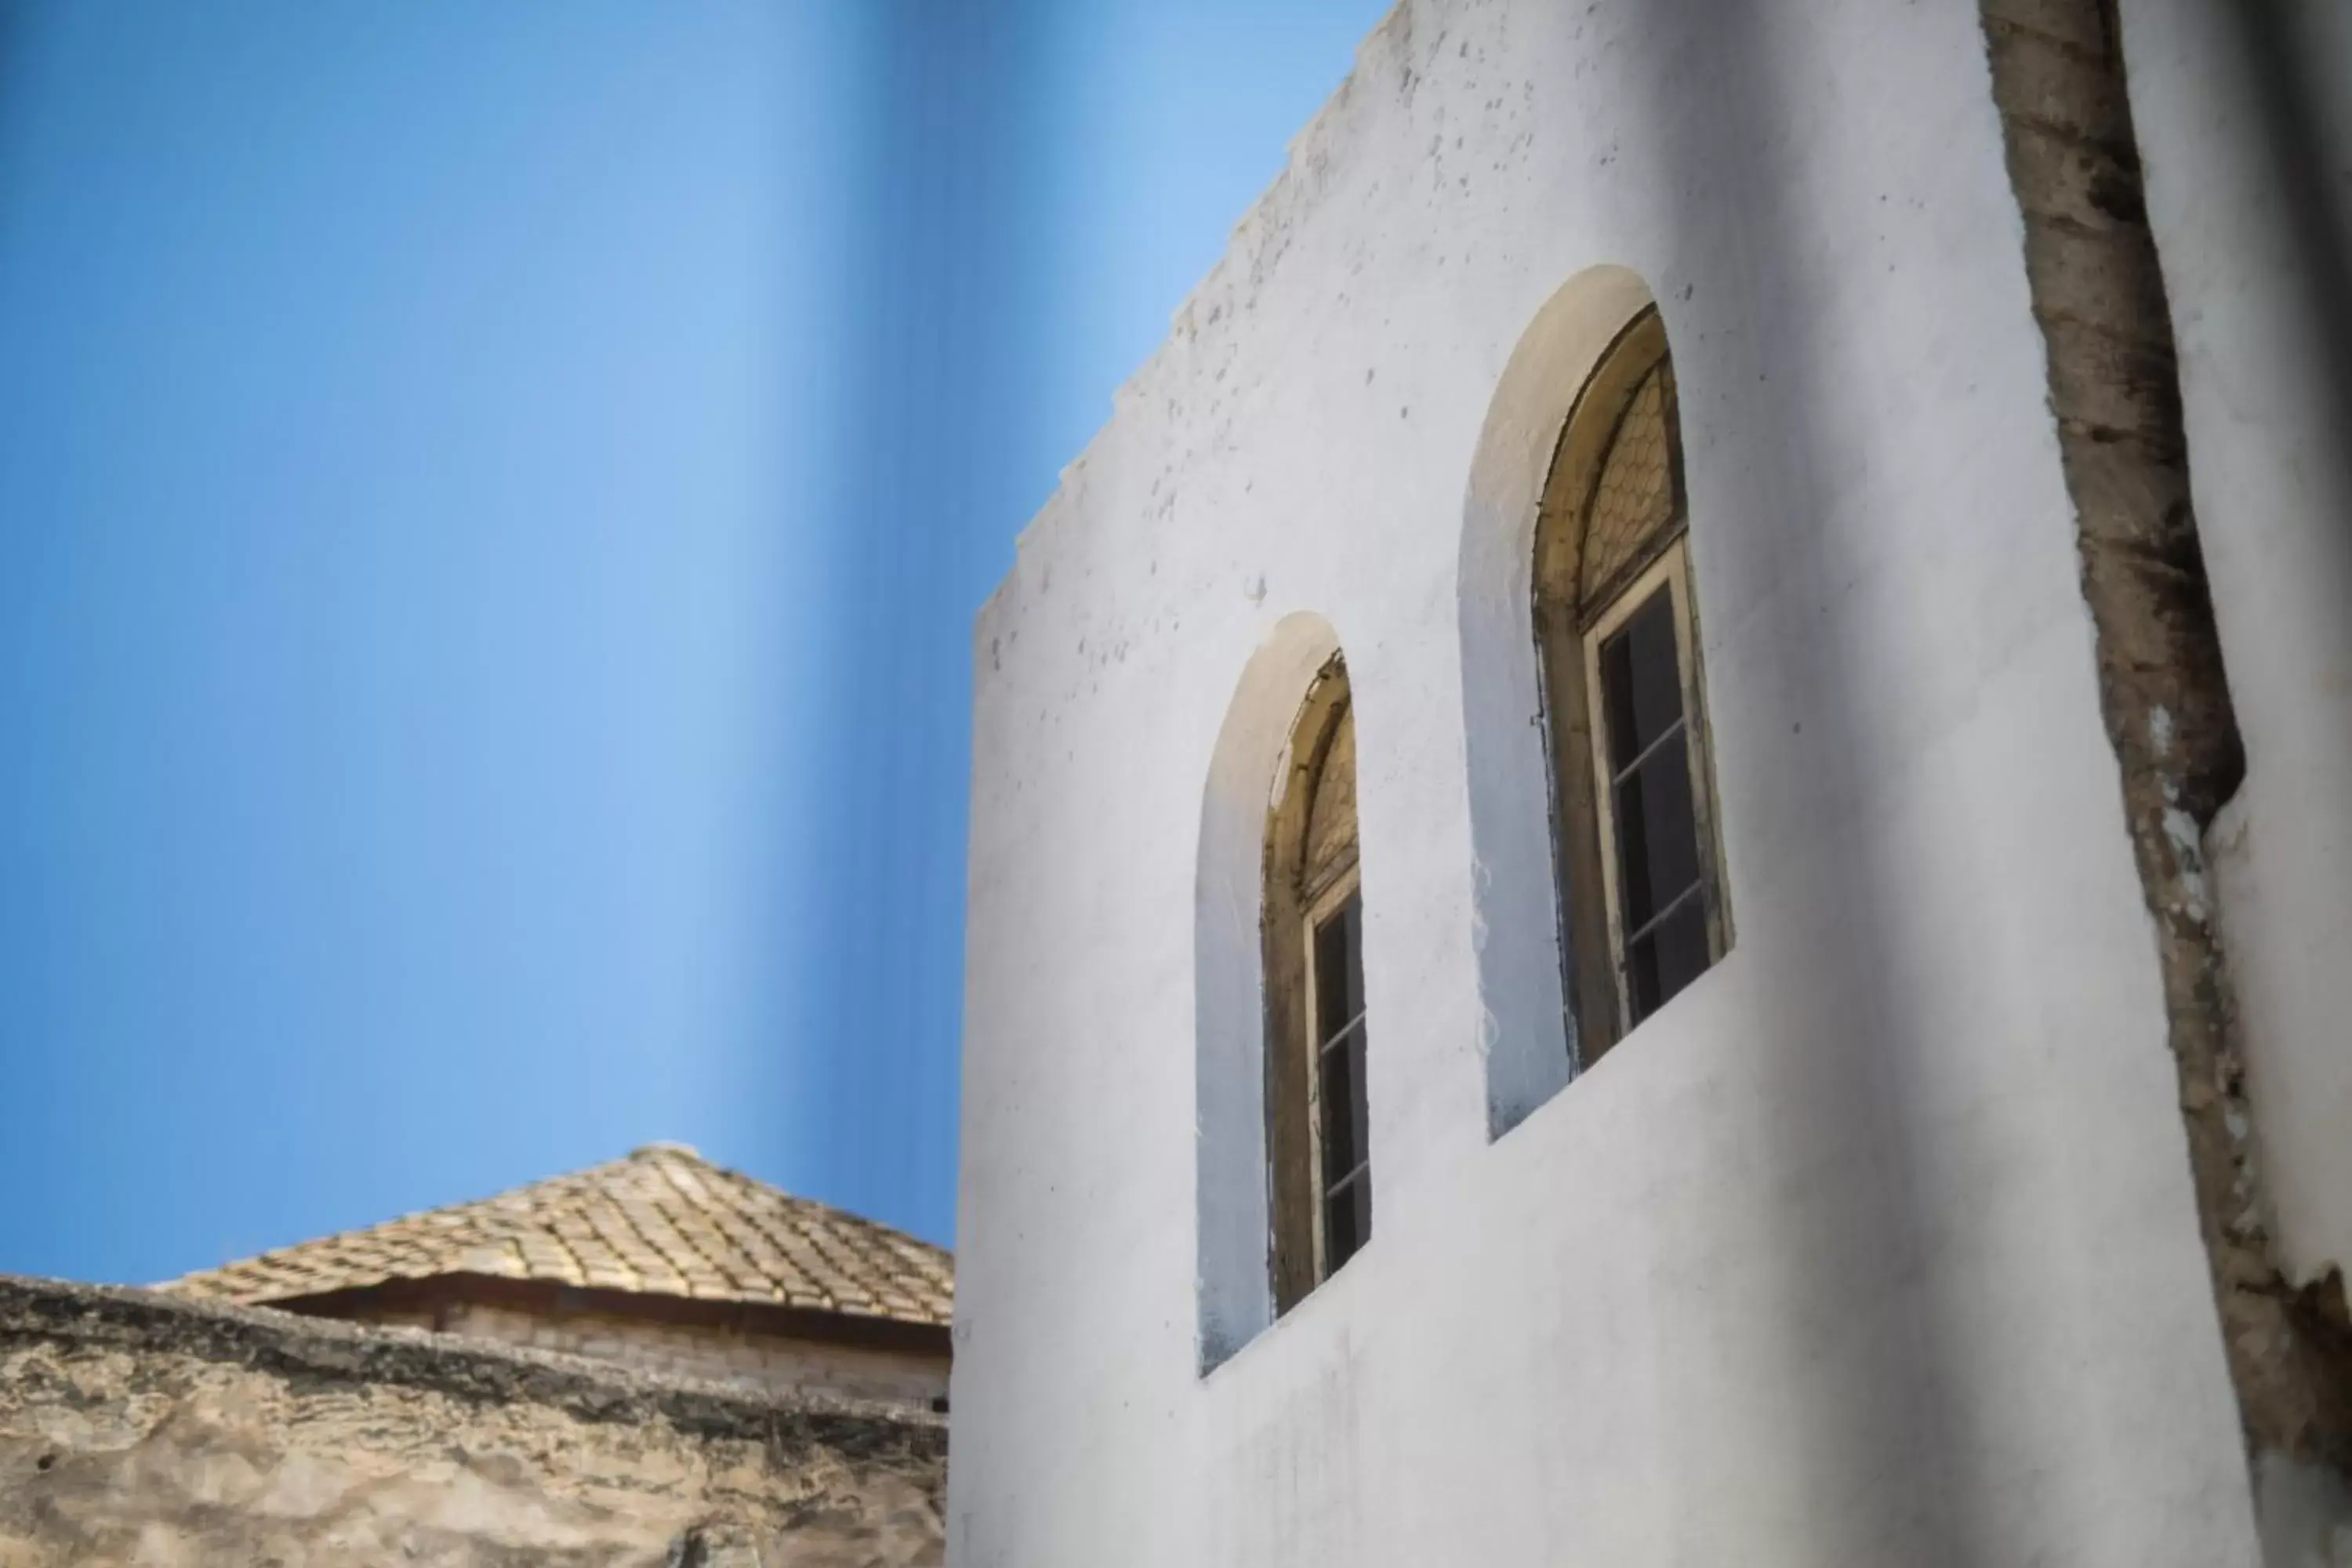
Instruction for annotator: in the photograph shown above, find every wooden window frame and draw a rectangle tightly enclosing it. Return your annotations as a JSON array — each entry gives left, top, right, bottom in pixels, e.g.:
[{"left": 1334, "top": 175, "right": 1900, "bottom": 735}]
[
  {"left": 1578, "top": 538, "right": 1731, "bottom": 1029},
  {"left": 1301, "top": 865, "right": 1365, "bottom": 1282},
  {"left": 1262, "top": 655, "right": 1367, "bottom": 1315},
  {"left": 1532, "top": 308, "right": 1733, "bottom": 1069}
]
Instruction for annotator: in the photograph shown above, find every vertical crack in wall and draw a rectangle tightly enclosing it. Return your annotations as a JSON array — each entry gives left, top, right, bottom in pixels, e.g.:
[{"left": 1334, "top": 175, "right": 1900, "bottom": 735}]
[{"left": 1980, "top": 0, "right": 2352, "bottom": 1486}]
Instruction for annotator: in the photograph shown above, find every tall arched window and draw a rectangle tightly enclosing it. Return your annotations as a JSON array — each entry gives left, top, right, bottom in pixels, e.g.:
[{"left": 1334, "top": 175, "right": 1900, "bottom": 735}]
[
  {"left": 1263, "top": 652, "right": 1369, "bottom": 1312},
  {"left": 1535, "top": 307, "right": 1731, "bottom": 1067}
]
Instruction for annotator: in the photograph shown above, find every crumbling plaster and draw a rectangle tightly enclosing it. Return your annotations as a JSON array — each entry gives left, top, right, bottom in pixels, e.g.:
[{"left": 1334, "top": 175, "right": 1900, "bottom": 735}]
[
  {"left": 2119, "top": 0, "right": 2352, "bottom": 1306},
  {"left": 953, "top": 0, "right": 2265, "bottom": 1564},
  {"left": 1979, "top": 9, "right": 2352, "bottom": 1561}
]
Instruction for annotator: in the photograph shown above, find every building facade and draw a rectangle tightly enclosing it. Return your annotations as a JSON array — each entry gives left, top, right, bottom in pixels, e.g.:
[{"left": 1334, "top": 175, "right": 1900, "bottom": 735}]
[{"left": 951, "top": 2, "right": 2352, "bottom": 1564}]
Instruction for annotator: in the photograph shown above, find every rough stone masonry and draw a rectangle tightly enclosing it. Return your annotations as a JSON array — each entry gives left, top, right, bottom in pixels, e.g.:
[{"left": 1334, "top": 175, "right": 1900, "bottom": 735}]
[{"left": 0, "top": 1275, "right": 945, "bottom": 1567}]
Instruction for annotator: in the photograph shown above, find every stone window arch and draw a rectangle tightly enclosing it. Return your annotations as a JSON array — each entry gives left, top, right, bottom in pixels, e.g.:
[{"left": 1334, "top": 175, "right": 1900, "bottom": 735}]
[
  {"left": 1262, "top": 652, "right": 1370, "bottom": 1312},
  {"left": 1534, "top": 307, "right": 1732, "bottom": 1065}
]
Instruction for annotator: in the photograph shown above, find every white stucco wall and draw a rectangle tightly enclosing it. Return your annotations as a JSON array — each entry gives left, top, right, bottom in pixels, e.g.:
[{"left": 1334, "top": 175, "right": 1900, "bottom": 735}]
[
  {"left": 2122, "top": 0, "right": 2352, "bottom": 1297},
  {"left": 953, "top": 2, "right": 2259, "bottom": 1563}
]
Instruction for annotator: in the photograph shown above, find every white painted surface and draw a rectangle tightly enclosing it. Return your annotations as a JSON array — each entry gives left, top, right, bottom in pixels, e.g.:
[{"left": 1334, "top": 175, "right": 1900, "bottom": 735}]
[
  {"left": 953, "top": 2, "right": 2260, "bottom": 1562},
  {"left": 2122, "top": 0, "right": 2352, "bottom": 1293}
]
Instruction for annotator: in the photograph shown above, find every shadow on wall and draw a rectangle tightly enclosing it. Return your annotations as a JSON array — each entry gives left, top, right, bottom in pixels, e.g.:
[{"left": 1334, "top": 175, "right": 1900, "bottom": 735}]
[
  {"left": 1618, "top": 7, "right": 1996, "bottom": 1563},
  {"left": 1195, "top": 216, "right": 1991, "bottom": 1544},
  {"left": 2234, "top": 2, "right": 2352, "bottom": 519}
]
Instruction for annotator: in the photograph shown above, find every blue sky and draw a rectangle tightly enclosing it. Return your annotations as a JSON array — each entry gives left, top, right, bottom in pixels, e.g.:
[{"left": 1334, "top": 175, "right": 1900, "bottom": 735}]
[{"left": 0, "top": 0, "right": 1385, "bottom": 1283}]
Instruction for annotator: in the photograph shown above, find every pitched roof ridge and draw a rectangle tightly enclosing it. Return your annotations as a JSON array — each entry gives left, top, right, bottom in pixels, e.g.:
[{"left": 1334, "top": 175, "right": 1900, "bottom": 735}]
[
  {"left": 644, "top": 1147, "right": 771, "bottom": 1299},
  {"left": 158, "top": 1145, "right": 953, "bottom": 1331},
  {"left": 152, "top": 1160, "right": 622, "bottom": 1291}
]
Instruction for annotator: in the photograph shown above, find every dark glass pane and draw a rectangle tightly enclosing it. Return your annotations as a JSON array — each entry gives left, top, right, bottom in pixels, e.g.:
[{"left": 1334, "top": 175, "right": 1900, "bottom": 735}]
[
  {"left": 1625, "top": 896, "right": 1710, "bottom": 1024},
  {"left": 1348, "top": 1029, "right": 1372, "bottom": 1178},
  {"left": 1313, "top": 895, "right": 1364, "bottom": 1042},
  {"left": 1324, "top": 1168, "right": 1371, "bottom": 1273},
  {"left": 1311, "top": 891, "right": 1372, "bottom": 1276},
  {"left": 1319, "top": 1022, "right": 1360, "bottom": 1181},
  {"left": 1599, "top": 587, "right": 1683, "bottom": 775},
  {"left": 1612, "top": 731, "right": 1700, "bottom": 929}
]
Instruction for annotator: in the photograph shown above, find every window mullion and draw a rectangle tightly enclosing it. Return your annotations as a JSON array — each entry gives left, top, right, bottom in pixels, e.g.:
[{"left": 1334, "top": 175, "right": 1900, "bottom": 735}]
[
  {"left": 1608, "top": 712, "right": 1688, "bottom": 788},
  {"left": 1316, "top": 1008, "right": 1368, "bottom": 1056},
  {"left": 1618, "top": 879, "right": 1704, "bottom": 950}
]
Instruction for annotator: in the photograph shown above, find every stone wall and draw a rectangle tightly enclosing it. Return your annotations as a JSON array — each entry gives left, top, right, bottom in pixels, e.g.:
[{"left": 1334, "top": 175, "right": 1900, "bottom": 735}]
[{"left": 0, "top": 1274, "right": 944, "bottom": 1567}]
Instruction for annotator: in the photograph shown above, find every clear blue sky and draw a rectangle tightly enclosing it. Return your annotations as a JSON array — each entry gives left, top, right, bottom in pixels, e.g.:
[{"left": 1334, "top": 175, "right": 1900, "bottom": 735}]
[{"left": 0, "top": 0, "right": 1385, "bottom": 1282}]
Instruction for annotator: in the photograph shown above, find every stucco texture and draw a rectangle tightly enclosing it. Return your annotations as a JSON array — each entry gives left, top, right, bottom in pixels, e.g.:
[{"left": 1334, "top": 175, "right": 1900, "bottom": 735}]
[
  {"left": 0, "top": 1276, "right": 944, "bottom": 1568},
  {"left": 951, "top": 0, "right": 2262, "bottom": 1563}
]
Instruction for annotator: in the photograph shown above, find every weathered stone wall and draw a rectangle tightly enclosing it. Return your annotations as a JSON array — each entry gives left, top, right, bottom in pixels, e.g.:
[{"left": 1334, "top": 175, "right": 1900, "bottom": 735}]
[
  {"left": 1977, "top": 3, "right": 2352, "bottom": 1554},
  {"left": 0, "top": 1275, "right": 944, "bottom": 1567}
]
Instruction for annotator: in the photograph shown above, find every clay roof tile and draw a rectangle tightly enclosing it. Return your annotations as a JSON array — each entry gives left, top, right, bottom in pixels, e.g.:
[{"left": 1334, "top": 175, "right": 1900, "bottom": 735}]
[{"left": 158, "top": 1145, "right": 953, "bottom": 1330}]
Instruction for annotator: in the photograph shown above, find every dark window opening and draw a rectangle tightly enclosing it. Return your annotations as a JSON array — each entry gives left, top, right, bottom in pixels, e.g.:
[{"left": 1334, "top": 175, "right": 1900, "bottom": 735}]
[
  {"left": 1264, "top": 656, "right": 1370, "bottom": 1314},
  {"left": 1598, "top": 586, "right": 1708, "bottom": 1025},
  {"left": 1312, "top": 892, "right": 1371, "bottom": 1273},
  {"left": 1534, "top": 310, "right": 1730, "bottom": 1068}
]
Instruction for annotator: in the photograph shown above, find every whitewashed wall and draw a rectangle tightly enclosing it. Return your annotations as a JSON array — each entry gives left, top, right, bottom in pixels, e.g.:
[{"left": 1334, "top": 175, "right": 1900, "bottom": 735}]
[{"left": 953, "top": 2, "right": 2260, "bottom": 1563}]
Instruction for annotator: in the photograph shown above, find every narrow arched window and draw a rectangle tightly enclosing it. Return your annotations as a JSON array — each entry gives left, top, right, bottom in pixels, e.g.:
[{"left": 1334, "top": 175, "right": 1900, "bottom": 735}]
[
  {"left": 1535, "top": 308, "right": 1731, "bottom": 1067},
  {"left": 1263, "top": 652, "right": 1368, "bottom": 1312}
]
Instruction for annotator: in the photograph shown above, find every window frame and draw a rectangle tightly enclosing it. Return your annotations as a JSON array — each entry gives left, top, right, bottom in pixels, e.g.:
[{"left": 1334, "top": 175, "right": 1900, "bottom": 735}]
[
  {"left": 1577, "top": 537, "right": 1730, "bottom": 1029},
  {"left": 1261, "top": 655, "right": 1367, "bottom": 1314},
  {"left": 1530, "top": 307, "right": 1733, "bottom": 1069},
  {"left": 1300, "top": 865, "right": 1367, "bottom": 1282}
]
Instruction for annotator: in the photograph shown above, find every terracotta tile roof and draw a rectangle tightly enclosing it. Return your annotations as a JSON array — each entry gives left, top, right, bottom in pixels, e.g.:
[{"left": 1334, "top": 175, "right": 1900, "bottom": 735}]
[{"left": 160, "top": 1144, "right": 953, "bottom": 1330}]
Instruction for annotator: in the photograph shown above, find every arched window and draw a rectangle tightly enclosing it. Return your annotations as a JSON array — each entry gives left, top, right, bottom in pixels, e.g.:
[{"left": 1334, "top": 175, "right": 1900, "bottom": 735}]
[
  {"left": 1535, "top": 307, "right": 1731, "bottom": 1067},
  {"left": 1263, "top": 652, "right": 1369, "bottom": 1312}
]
